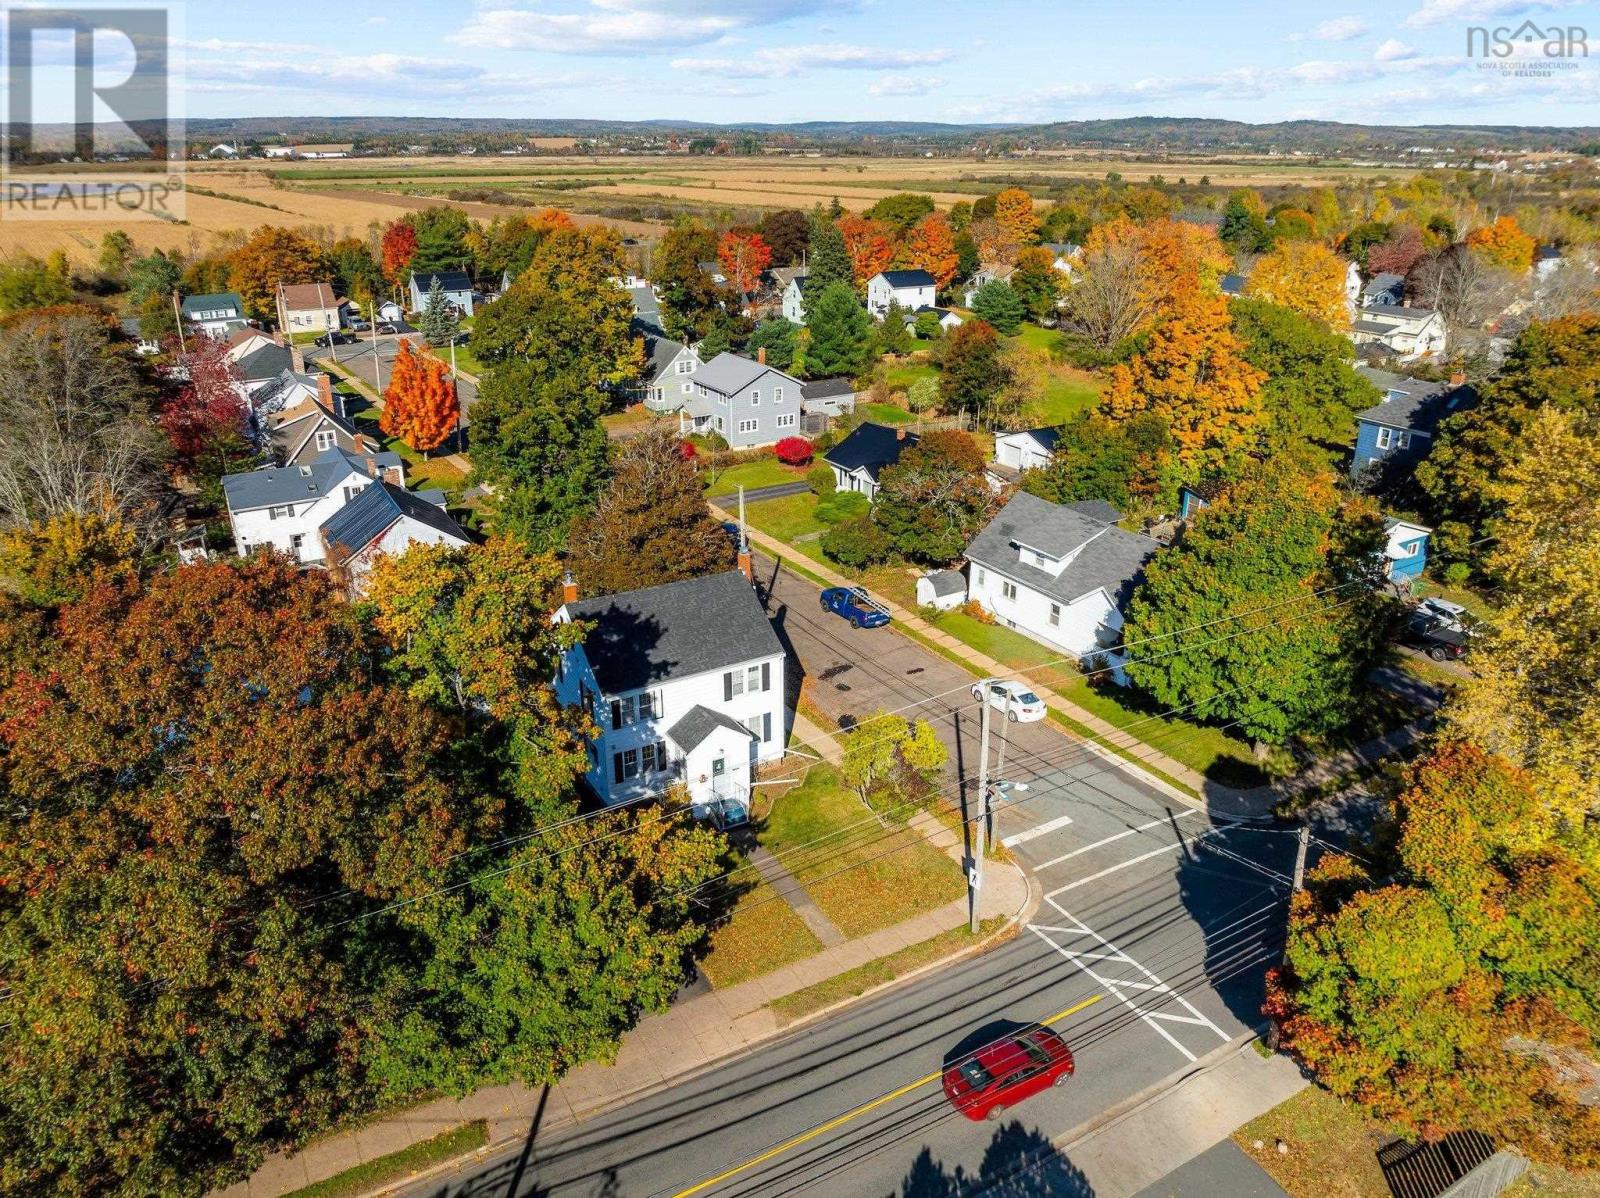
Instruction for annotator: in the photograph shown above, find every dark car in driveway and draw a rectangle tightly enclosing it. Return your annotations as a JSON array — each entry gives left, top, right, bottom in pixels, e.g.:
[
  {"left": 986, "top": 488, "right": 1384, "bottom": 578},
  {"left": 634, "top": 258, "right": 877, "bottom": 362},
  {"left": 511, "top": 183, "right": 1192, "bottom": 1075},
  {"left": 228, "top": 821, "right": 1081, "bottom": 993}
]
[
  {"left": 1399, "top": 611, "right": 1470, "bottom": 661},
  {"left": 820, "top": 586, "right": 890, "bottom": 629},
  {"left": 942, "top": 1023, "right": 1075, "bottom": 1121}
]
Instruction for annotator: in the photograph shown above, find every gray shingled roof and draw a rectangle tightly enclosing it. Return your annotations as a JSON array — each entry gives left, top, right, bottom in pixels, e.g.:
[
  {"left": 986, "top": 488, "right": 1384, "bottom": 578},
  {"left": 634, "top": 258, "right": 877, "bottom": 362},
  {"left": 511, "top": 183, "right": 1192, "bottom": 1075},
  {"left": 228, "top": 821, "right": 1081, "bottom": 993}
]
[
  {"left": 629, "top": 286, "right": 663, "bottom": 331},
  {"left": 923, "top": 569, "right": 965, "bottom": 598},
  {"left": 1362, "top": 273, "right": 1405, "bottom": 302},
  {"left": 800, "top": 377, "right": 855, "bottom": 401},
  {"left": 693, "top": 352, "right": 798, "bottom": 396},
  {"left": 1353, "top": 366, "right": 1476, "bottom": 434},
  {"left": 964, "top": 491, "right": 1160, "bottom": 609},
  {"left": 565, "top": 570, "right": 783, "bottom": 694},
  {"left": 823, "top": 423, "right": 918, "bottom": 480},
  {"left": 1362, "top": 302, "right": 1436, "bottom": 322},
  {"left": 668, "top": 704, "right": 756, "bottom": 754},
  {"left": 320, "top": 481, "right": 467, "bottom": 563},
  {"left": 222, "top": 446, "right": 398, "bottom": 513}
]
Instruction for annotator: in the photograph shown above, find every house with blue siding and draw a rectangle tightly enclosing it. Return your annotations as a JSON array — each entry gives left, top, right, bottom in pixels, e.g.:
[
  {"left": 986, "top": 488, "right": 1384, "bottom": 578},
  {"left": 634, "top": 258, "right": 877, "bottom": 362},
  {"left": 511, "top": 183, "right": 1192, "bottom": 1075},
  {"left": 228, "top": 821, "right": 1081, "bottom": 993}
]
[
  {"left": 1350, "top": 366, "right": 1476, "bottom": 479},
  {"left": 1381, "top": 518, "right": 1431, "bottom": 586}
]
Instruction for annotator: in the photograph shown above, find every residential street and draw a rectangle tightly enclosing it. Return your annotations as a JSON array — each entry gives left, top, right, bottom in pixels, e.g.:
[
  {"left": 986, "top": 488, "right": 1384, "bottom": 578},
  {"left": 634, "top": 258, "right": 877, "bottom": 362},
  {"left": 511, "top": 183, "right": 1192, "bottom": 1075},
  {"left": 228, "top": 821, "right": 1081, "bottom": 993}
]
[
  {"left": 308, "top": 333, "right": 480, "bottom": 423},
  {"left": 401, "top": 557, "right": 1304, "bottom": 1198}
]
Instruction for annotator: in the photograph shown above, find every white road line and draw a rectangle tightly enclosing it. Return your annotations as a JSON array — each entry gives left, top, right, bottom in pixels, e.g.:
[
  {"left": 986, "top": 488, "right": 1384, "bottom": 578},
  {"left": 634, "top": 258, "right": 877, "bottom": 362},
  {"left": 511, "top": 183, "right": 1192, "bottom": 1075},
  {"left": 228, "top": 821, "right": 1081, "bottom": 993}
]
[
  {"left": 1044, "top": 826, "right": 1228, "bottom": 898},
  {"left": 1032, "top": 809, "right": 1202, "bottom": 870},
  {"left": 1029, "top": 911, "right": 1231, "bottom": 1064},
  {"left": 1001, "top": 813, "right": 1075, "bottom": 848}
]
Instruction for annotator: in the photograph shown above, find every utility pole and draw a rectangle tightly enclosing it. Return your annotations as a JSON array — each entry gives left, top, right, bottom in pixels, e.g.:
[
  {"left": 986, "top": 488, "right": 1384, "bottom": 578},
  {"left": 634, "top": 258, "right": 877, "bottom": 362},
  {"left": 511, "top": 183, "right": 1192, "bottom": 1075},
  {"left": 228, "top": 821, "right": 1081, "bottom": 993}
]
[
  {"left": 369, "top": 299, "right": 382, "bottom": 397},
  {"left": 171, "top": 289, "right": 187, "bottom": 354},
  {"left": 449, "top": 332, "right": 461, "bottom": 451},
  {"left": 970, "top": 694, "right": 991, "bottom": 934},
  {"left": 1292, "top": 824, "right": 1310, "bottom": 892}
]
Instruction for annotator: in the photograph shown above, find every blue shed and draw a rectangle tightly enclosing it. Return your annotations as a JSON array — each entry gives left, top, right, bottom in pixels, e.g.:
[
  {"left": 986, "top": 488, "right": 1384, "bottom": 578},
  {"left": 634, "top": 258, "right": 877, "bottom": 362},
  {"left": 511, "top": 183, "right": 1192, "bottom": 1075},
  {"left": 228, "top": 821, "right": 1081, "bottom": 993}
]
[{"left": 1382, "top": 518, "right": 1431, "bottom": 585}]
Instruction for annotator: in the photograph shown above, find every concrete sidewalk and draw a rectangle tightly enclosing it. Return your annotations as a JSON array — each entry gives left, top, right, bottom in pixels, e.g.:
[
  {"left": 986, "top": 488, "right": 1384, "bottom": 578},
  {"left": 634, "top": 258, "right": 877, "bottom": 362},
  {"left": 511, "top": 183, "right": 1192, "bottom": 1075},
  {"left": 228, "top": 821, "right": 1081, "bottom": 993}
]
[
  {"left": 220, "top": 747, "right": 1033, "bottom": 1198},
  {"left": 1057, "top": 1035, "right": 1308, "bottom": 1198}
]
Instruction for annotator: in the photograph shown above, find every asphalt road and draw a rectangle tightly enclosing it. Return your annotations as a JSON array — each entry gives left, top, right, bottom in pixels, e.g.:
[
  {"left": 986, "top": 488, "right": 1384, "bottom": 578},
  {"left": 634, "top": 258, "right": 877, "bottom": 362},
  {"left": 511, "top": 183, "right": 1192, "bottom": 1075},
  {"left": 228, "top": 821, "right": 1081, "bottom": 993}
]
[
  {"left": 402, "top": 558, "right": 1304, "bottom": 1198},
  {"left": 309, "top": 332, "right": 480, "bottom": 423}
]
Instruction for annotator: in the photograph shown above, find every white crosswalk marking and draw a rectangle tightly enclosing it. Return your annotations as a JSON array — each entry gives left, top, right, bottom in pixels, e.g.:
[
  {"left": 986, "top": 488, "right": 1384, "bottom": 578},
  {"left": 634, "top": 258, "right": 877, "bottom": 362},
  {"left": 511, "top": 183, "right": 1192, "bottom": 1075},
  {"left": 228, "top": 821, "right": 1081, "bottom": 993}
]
[
  {"left": 1031, "top": 809, "right": 1201, "bottom": 870},
  {"left": 1000, "top": 813, "right": 1075, "bottom": 848},
  {"left": 1030, "top": 911, "right": 1232, "bottom": 1063}
]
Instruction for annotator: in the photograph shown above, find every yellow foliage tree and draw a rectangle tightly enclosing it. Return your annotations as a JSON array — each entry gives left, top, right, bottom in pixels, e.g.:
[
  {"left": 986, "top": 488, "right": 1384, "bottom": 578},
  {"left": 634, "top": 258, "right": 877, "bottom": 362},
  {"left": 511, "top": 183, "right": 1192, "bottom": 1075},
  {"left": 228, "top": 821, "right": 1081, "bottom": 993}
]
[
  {"left": 1104, "top": 291, "right": 1265, "bottom": 476},
  {"left": 1085, "top": 217, "right": 1230, "bottom": 322},
  {"left": 994, "top": 187, "right": 1039, "bottom": 254},
  {"left": 1245, "top": 241, "right": 1351, "bottom": 329},
  {"left": 227, "top": 225, "right": 329, "bottom": 323},
  {"left": 1448, "top": 405, "right": 1600, "bottom": 835},
  {"left": 1465, "top": 215, "right": 1537, "bottom": 273}
]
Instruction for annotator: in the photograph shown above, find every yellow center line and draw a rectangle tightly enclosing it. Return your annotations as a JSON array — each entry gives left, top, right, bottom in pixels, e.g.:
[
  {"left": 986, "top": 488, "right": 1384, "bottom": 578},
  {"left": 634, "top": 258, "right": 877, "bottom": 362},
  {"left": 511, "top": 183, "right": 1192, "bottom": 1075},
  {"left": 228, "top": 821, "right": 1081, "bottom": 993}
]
[{"left": 671, "top": 992, "right": 1105, "bottom": 1198}]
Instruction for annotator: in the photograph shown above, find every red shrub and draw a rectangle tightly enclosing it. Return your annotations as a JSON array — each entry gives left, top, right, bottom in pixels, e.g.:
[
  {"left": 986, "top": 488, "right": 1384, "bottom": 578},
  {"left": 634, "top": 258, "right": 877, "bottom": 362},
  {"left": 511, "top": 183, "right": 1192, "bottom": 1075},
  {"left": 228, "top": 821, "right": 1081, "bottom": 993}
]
[
  {"left": 775, "top": 436, "right": 813, "bottom": 466},
  {"left": 676, "top": 438, "right": 698, "bottom": 462}
]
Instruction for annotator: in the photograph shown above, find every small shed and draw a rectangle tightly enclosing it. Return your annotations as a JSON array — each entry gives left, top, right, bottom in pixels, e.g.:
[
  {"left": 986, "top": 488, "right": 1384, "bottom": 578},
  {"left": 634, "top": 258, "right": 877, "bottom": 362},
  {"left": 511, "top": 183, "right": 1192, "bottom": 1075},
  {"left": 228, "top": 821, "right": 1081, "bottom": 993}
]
[{"left": 917, "top": 569, "right": 966, "bottom": 612}]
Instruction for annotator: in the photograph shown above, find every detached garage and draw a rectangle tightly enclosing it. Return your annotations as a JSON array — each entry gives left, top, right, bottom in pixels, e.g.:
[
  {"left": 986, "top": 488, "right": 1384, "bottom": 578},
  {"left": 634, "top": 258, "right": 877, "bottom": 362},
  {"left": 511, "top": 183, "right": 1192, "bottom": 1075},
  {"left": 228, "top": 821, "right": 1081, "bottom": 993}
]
[{"left": 993, "top": 427, "right": 1062, "bottom": 473}]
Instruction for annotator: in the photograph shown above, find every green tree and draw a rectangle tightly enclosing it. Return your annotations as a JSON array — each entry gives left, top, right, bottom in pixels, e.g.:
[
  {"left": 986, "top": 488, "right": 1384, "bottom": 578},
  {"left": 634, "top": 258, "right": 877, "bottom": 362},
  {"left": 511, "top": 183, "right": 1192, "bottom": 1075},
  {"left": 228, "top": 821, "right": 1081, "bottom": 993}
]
[
  {"left": 939, "top": 319, "right": 1011, "bottom": 424},
  {"left": 1418, "top": 314, "right": 1600, "bottom": 563},
  {"left": 806, "top": 216, "right": 854, "bottom": 293},
  {"left": 906, "top": 375, "right": 941, "bottom": 413},
  {"left": 566, "top": 427, "right": 736, "bottom": 597},
  {"left": 1269, "top": 742, "right": 1600, "bottom": 1168},
  {"left": 1010, "top": 247, "right": 1062, "bottom": 324},
  {"left": 820, "top": 514, "right": 892, "bottom": 568},
  {"left": 804, "top": 281, "right": 872, "bottom": 378},
  {"left": 1022, "top": 412, "right": 1178, "bottom": 512},
  {"left": 1121, "top": 458, "right": 1392, "bottom": 745},
  {"left": 970, "top": 279, "right": 1025, "bottom": 335},
  {"left": 418, "top": 276, "right": 462, "bottom": 346},
  {"left": 408, "top": 206, "right": 473, "bottom": 275},
  {"left": 746, "top": 318, "right": 797, "bottom": 371},
  {"left": 839, "top": 709, "right": 948, "bottom": 815},
  {"left": 865, "top": 192, "right": 935, "bottom": 234},
  {"left": 126, "top": 250, "right": 181, "bottom": 309},
  {"left": 0, "top": 254, "right": 72, "bottom": 315},
  {"left": 873, "top": 431, "right": 994, "bottom": 564},
  {"left": 1219, "top": 190, "right": 1272, "bottom": 254},
  {"left": 696, "top": 308, "right": 744, "bottom": 360},
  {"left": 1230, "top": 298, "right": 1379, "bottom": 456},
  {"left": 329, "top": 237, "right": 384, "bottom": 307},
  {"left": 954, "top": 232, "right": 980, "bottom": 281},
  {"left": 98, "top": 229, "right": 133, "bottom": 280},
  {"left": 875, "top": 302, "right": 913, "bottom": 356},
  {"left": 651, "top": 222, "right": 723, "bottom": 343}
]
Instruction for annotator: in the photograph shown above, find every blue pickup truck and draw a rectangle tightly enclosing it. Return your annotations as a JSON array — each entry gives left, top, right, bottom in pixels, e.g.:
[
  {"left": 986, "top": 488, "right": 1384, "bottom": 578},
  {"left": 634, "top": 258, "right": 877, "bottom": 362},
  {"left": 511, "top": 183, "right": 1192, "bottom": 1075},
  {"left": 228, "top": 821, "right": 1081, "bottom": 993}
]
[{"left": 820, "top": 586, "right": 891, "bottom": 629}]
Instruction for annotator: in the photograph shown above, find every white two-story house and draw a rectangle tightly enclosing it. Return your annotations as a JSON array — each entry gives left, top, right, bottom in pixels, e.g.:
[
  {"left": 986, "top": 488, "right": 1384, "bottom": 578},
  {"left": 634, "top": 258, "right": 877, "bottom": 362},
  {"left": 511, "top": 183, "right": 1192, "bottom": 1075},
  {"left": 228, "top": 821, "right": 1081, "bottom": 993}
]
[
  {"left": 867, "top": 269, "right": 937, "bottom": 318},
  {"left": 1350, "top": 304, "right": 1447, "bottom": 359},
  {"left": 222, "top": 446, "right": 406, "bottom": 565},
  {"left": 963, "top": 492, "right": 1160, "bottom": 667},
  {"left": 554, "top": 570, "right": 787, "bottom": 813}
]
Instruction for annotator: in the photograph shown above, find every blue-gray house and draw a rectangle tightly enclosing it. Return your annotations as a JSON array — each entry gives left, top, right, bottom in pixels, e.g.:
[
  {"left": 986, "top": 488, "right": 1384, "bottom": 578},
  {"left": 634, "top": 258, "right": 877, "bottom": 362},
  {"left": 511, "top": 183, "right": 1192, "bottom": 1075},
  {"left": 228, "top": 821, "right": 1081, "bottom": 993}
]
[
  {"left": 408, "top": 270, "right": 475, "bottom": 317},
  {"left": 1381, "top": 518, "right": 1431, "bottom": 586},
  {"left": 1350, "top": 366, "right": 1475, "bottom": 479}
]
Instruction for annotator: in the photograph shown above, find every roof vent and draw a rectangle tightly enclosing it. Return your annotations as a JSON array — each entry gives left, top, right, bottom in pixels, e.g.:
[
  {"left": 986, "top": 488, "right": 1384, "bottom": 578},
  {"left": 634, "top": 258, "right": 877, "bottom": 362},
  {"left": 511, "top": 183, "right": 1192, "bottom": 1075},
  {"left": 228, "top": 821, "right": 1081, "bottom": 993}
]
[{"left": 298, "top": 465, "right": 312, "bottom": 476}]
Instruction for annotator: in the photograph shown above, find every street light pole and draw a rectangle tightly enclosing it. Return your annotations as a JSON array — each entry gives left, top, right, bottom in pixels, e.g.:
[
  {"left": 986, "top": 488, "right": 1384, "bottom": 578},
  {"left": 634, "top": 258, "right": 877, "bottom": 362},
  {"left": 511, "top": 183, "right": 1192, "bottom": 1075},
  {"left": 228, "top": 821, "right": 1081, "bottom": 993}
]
[
  {"left": 369, "top": 299, "right": 381, "bottom": 397},
  {"left": 449, "top": 332, "right": 462, "bottom": 451},
  {"left": 970, "top": 694, "right": 991, "bottom": 935}
]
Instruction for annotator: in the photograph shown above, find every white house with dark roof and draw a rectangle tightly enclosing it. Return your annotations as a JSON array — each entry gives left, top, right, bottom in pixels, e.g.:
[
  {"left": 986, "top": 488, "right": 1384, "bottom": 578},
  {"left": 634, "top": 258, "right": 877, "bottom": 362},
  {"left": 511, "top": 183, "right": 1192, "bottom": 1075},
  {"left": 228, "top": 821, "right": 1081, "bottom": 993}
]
[
  {"left": 680, "top": 352, "right": 804, "bottom": 449},
  {"left": 822, "top": 422, "right": 918, "bottom": 501},
  {"left": 222, "top": 447, "right": 406, "bottom": 565},
  {"left": 553, "top": 570, "right": 787, "bottom": 812},
  {"left": 963, "top": 491, "right": 1161, "bottom": 665},
  {"left": 1349, "top": 304, "right": 1446, "bottom": 359},
  {"left": 782, "top": 274, "right": 815, "bottom": 324},
  {"left": 963, "top": 263, "right": 1014, "bottom": 307},
  {"left": 407, "top": 270, "right": 475, "bottom": 317},
  {"left": 867, "top": 269, "right": 937, "bottom": 318},
  {"left": 181, "top": 292, "right": 248, "bottom": 337},
  {"left": 319, "top": 481, "right": 469, "bottom": 595},
  {"left": 1360, "top": 273, "right": 1406, "bottom": 309}
]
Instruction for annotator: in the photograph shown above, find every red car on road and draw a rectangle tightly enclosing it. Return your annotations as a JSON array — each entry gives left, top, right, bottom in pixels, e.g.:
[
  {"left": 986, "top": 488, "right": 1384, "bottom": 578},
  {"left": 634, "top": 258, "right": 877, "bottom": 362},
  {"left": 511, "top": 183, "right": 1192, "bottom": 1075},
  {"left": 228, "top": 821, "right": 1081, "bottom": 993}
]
[{"left": 941, "top": 1024, "right": 1076, "bottom": 1121}]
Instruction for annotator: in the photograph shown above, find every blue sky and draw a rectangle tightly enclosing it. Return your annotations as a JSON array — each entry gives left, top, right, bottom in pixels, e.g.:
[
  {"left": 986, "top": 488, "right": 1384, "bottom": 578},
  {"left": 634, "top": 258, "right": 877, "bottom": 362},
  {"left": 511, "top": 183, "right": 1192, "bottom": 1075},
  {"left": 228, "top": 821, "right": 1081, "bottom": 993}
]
[{"left": 26, "top": 0, "right": 1600, "bottom": 127}]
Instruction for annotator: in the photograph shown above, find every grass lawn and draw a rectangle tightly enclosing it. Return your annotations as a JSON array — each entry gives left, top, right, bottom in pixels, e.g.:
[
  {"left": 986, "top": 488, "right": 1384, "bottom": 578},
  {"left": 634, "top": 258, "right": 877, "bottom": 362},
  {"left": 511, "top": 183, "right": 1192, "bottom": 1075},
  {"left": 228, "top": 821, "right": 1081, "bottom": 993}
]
[
  {"left": 761, "top": 763, "right": 965, "bottom": 939},
  {"left": 697, "top": 876, "right": 824, "bottom": 989},
  {"left": 284, "top": 1122, "right": 488, "bottom": 1198},
  {"left": 1007, "top": 323, "right": 1061, "bottom": 353},
  {"left": 882, "top": 361, "right": 939, "bottom": 392},
  {"left": 745, "top": 492, "right": 832, "bottom": 564},
  {"left": 702, "top": 456, "right": 805, "bottom": 495},
  {"left": 1025, "top": 367, "right": 1102, "bottom": 427},
  {"left": 350, "top": 408, "right": 470, "bottom": 499},
  {"left": 860, "top": 401, "right": 916, "bottom": 425},
  {"left": 770, "top": 917, "right": 1008, "bottom": 1025},
  {"left": 435, "top": 341, "right": 485, "bottom": 379}
]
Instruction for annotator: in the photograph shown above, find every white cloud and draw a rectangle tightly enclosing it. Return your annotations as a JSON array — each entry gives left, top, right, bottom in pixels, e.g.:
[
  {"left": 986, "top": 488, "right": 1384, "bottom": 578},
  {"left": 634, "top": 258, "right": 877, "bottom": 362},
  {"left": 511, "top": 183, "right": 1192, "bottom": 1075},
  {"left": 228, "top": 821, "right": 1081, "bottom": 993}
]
[
  {"left": 1404, "top": 0, "right": 1582, "bottom": 27},
  {"left": 1297, "top": 16, "right": 1371, "bottom": 41},
  {"left": 868, "top": 75, "right": 946, "bottom": 97},
  {"left": 672, "top": 43, "right": 952, "bottom": 78},
  {"left": 365, "top": 15, "right": 389, "bottom": 25},
  {"left": 450, "top": 0, "right": 857, "bottom": 55},
  {"left": 185, "top": 47, "right": 598, "bottom": 100},
  {"left": 1375, "top": 37, "right": 1419, "bottom": 59}
]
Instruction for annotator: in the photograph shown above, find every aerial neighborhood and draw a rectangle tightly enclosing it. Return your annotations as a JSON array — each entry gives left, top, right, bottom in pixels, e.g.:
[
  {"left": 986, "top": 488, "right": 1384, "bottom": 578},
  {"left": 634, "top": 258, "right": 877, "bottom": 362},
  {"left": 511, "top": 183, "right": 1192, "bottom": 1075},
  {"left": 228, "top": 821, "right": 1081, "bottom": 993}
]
[{"left": 1, "top": 94, "right": 1597, "bottom": 1198}]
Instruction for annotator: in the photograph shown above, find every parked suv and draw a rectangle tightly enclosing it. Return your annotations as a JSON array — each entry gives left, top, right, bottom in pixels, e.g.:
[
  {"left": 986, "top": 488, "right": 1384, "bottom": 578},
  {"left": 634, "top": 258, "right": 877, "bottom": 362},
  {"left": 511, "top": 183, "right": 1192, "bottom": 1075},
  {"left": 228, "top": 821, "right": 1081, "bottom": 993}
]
[{"left": 1400, "top": 611, "right": 1470, "bottom": 662}]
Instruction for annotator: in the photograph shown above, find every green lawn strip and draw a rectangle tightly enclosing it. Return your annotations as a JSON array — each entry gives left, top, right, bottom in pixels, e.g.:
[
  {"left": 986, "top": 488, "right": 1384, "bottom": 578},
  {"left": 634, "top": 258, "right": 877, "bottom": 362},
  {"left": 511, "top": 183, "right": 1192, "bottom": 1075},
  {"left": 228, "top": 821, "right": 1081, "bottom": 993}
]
[
  {"left": 283, "top": 1121, "right": 488, "bottom": 1198},
  {"left": 762, "top": 763, "right": 965, "bottom": 938},
  {"left": 882, "top": 361, "right": 939, "bottom": 392},
  {"left": 860, "top": 402, "right": 916, "bottom": 425},
  {"left": 1026, "top": 369, "right": 1102, "bottom": 426},
  {"left": 348, "top": 409, "right": 470, "bottom": 500},
  {"left": 698, "top": 875, "right": 824, "bottom": 989},
  {"left": 769, "top": 918, "right": 1008, "bottom": 1026},
  {"left": 701, "top": 456, "right": 805, "bottom": 495}
]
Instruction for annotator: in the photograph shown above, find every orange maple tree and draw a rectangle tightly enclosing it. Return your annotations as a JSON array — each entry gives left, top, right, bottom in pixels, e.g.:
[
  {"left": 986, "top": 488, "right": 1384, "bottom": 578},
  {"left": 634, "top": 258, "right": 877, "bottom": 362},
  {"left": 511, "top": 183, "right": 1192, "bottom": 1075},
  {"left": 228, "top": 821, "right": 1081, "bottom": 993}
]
[
  {"left": 1464, "top": 215, "right": 1537, "bottom": 272},
  {"left": 1104, "top": 290, "right": 1265, "bottom": 475},
  {"left": 837, "top": 214, "right": 897, "bottom": 286},
  {"left": 716, "top": 229, "right": 773, "bottom": 302},
  {"left": 1086, "top": 216, "right": 1230, "bottom": 322},
  {"left": 994, "top": 187, "right": 1039, "bottom": 253},
  {"left": 225, "top": 226, "right": 328, "bottom": 322},
  {"left": 380, "top": 221, "right": 419, "bottom": 288},
  {"left": 904, "top": 212, "right": 959, "bottom": 289},
  {"left": 381, "top": 339, "right": 459, "bottom": 453}
]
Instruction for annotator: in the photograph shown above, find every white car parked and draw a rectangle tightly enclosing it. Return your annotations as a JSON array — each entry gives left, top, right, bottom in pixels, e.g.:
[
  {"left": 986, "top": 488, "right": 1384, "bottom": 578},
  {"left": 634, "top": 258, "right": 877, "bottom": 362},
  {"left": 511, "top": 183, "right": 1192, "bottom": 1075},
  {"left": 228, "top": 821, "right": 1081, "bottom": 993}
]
[{"left": 971, "top": 679, "right": 1046, "bottom": 723}]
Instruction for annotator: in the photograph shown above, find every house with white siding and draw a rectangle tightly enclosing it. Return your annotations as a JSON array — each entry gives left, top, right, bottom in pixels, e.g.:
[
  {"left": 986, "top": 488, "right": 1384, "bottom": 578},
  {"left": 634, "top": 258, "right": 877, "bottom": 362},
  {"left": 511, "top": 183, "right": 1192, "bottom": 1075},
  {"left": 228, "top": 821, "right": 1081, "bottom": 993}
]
[
  {"left": 276, "top": 280, "right": 343, "bottom": 334},
  {"left": 319, "top": 482, "right": 470, "bottom": 595},
  {"left": 822, "top": 423, "right": 918, "bottom": 502},
  {"left": 1349, "top": 304, "right": 1447, "bottom": 359},
  {"left": 634, "top": 327, "right": 702, "bottom": 413},
  {"left": 867, "top": 269, "right": 937, "bottom": 317},
  {"left": 963, "top": 492, "right": 1160, "bottom": 666},
  {"left": 222, "top": 447, "right": 406, "bottom": 566},
  {"left": 553, "top": 570, "right": 787, "bottom": 813}
]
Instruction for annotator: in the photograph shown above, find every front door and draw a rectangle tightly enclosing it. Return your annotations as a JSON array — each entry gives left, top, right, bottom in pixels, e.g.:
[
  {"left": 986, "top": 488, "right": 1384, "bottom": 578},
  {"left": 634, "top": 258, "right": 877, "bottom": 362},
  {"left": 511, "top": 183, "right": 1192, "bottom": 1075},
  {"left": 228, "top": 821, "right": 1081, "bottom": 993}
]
[{"left": 711, "top": 755, "right": 727, "bottom": 795}]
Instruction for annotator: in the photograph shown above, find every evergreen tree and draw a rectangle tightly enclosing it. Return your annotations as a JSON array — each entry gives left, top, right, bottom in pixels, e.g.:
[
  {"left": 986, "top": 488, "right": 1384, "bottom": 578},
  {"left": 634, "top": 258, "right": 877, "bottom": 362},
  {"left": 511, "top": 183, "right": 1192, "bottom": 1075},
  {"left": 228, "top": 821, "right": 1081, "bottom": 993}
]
[
  {"left": 418, "top": 276, "right": 461, "bottom": 346},
  {"left": 806, "top": 217, "right": 854, "bottom": 293},
  {"left": 746, "top": 319, "right": 797, "bottom": 371},
  {"left": 804, "top": 281, "right": 872, "bottom": 378},
  {"left": 970, "top": 279, "right": 1026, "bottom": 335}
]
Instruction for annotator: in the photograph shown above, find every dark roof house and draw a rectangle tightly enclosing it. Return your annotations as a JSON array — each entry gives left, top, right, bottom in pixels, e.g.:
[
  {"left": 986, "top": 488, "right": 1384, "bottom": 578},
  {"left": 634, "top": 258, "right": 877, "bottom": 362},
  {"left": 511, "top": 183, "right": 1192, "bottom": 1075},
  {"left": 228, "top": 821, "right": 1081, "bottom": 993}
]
[
  {"left": 1353, "top": 366, "right": 1477, "bottom": 436},
  {"left": 823, "top": 423, "right": 919, "bottom": 485},
  {"left": 320, "top": 481, "right": 465, "bottom": 566},
  {"left": 562, "top": 570, "right": 784, "bottom": 695}
]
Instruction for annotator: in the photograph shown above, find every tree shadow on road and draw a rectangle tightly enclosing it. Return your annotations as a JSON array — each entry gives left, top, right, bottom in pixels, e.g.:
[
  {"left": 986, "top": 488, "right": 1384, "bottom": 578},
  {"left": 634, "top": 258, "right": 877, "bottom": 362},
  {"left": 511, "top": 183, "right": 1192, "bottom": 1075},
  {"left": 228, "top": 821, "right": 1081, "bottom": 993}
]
[{"left": 892, "top": 1122, "right": 1095, "bottom": 1197}]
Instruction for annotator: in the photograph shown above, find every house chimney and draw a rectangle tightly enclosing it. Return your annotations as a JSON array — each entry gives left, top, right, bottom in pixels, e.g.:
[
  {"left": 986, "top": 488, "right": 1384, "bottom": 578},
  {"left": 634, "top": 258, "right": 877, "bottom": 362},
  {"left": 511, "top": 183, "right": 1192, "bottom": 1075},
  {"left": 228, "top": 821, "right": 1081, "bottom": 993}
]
[
  {"left": 896, "top": 427, "right": 907, "bottom": 441},
  {"left": 562, "top": 571, "right": 578, "bottom": 604},
  {"left": 317, "top": 372, "right": 343, "bottom": 419},
  {"left": 738, "top": 547, "right": 753, "bottom": 582},
  {"left": 757, "top": 346, "right": 766, "bottom": 366},
  {"left": 1449, "top": 370, "right": 1467, "bottom": 387}
]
